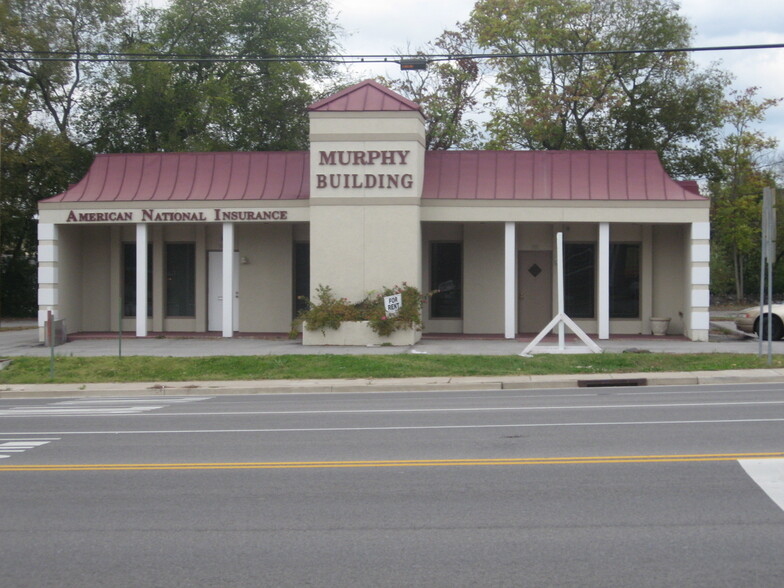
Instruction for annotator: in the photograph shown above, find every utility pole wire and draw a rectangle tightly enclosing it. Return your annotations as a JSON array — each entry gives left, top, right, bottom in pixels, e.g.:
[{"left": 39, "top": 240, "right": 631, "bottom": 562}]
[{"left": 1, "top": 42, "right": 783, "bottom": 64}]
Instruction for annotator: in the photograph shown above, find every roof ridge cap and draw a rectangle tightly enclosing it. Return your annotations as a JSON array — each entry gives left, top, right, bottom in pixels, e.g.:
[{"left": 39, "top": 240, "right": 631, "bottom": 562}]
[{"left": 308, "top": 79, "right": 421, "bottom": 112}]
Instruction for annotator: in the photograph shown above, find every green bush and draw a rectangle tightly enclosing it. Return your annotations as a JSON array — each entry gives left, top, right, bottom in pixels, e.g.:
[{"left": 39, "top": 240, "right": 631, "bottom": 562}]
[{"left": 294, "top": 283, "right": 430, "bottom": 337}]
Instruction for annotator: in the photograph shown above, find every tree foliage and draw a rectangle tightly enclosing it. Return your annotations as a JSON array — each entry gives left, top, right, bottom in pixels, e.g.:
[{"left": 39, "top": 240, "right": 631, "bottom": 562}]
[
  {"left": 0, "top": 0, "right": 340, "bottom": 316},
  {"left": 1, "top": 0, "right": 113, "bottom": 315},
  {"left": 0, "top": 0, "right": 126, "bottom": 137},
  {"left": 82, "top": 0, "right": 340, "bottom": 152},
  {"left": 381, "top": 23, "right": 484, "bottom": 150},
  {"left": 708, "top": 88, "right": 782, "bottom": 301},
  {"left": 469, "top": 0, "right": 729, "bottom": 176}
]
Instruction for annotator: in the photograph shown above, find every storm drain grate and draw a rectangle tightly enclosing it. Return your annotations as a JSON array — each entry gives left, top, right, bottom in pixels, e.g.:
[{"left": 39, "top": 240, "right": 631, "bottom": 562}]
[{"left": 577, "top": 378, "right": 647, "bottom": 388}]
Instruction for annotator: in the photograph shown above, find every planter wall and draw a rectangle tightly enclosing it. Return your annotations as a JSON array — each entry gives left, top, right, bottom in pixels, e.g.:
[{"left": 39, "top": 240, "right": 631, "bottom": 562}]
[{"left": 302, "top": 321, "right": 422, "bottom": 346}]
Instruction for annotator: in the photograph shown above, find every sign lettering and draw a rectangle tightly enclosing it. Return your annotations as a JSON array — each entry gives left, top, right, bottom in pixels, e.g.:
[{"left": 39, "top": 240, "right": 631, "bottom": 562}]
[
  {"left": 64, "top": 208, "right": 289, "bottom": 224},
  {"left": 316, "top": 150, "right": 415, "bottom": 192},
  {"left": 384, "top": 294, "right": 402, "bottom": 316}
]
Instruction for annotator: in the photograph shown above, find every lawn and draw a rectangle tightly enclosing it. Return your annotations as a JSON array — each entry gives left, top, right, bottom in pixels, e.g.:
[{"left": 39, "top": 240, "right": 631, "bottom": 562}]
[{"left": 1, "top": 353, "right": 782, "bottom": 384}]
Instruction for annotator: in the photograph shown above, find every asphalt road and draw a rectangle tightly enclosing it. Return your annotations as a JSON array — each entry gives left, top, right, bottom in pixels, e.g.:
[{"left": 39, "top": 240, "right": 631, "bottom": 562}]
[{"left": 1, "top": 383, "right": 783, "bottom": 587}]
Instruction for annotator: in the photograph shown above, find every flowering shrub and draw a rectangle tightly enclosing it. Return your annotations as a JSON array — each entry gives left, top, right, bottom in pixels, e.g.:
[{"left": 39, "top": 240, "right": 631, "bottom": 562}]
[{"left": 294, "top": 283, "right": 430, "bottom": 337}]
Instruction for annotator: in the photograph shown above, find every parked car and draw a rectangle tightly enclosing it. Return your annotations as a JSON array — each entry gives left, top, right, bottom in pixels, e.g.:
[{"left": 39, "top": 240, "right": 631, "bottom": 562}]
[{"left": 735, "top": 304, "right": 784, "bottom": 340}]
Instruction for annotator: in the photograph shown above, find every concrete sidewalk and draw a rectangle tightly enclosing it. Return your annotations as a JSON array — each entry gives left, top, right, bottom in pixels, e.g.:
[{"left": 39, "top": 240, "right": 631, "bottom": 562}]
[
  {"left": 0, "top": 319, "right": 774, "bottom": 358},
  {"left": 2, "top": 318, "right": 783, "bottom": 399}
]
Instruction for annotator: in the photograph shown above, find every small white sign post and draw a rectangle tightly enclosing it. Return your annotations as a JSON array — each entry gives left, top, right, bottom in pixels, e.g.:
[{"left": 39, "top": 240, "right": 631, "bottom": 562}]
[
  {"left": 384, "top": 294, "right": 402, "bottom": 317},
  {"left": 520, "top": 232, "right": 602, "bottom": 356}
]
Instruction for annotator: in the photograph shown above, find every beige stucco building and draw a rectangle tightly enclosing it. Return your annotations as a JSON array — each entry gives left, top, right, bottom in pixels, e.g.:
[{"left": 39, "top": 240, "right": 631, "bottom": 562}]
[{"left": 37, "top": 80, "right": 711, "bottom": 343}]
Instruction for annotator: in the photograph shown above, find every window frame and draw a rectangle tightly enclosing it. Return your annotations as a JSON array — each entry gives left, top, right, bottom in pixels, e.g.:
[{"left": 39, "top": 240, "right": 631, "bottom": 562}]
[
  {"left": 609, "top": 242, "right": 641, "bottom": 319},
  {"left": 293, "top": 241, "right": 310, "bottom": 318},
  {"left": 429, "top": 241, "right": 463, "bottom": 319},
  {"left": 165, "top": 242, "right": 196, "bottom": 318},
  {"left": 564, "top": 242, "right": 596, "bottom": 319}
]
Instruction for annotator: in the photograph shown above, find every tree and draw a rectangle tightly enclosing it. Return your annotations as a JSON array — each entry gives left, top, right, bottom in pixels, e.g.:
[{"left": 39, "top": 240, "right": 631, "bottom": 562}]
[
  {"left": 1, "top": 0, "right": 341, "bottom": 315},
  {"left": 82, "top": 0, "right": 341, "bottom": 152},
  {"left": 0, "top": 0, "right": 127, "bottom": 138},
  {"left": 381, "top": 23, "right": 485, "bottom": 150},
  {"left": 469, "top": 0, "right": 728, "bottom": 176},
  {"left": 1, "top": 0, "right": 117, "bottom": 315},
  {"left": 709, "top": 88, "right": 782, "bottom": 301}
]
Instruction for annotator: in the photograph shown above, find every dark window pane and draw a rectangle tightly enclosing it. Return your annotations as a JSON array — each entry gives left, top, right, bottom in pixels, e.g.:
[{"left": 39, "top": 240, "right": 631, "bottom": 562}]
[
  {"left": 610, "top": 244, "right": 640, "bottom": 318},
  {"left": 565, "top": 243, "right": 595, "bottom": 318},
  {"left": 430, "top": 242, "right": 462, "bottom": 318},
  {"left": 166, "top": 243, "right": 195, "bottom": 317},
  {"left": 294, "top": 242, "right": 310, "bottom": 317},
  {"left": 122, "top": 243, "right": 152, "bottom": 317}
]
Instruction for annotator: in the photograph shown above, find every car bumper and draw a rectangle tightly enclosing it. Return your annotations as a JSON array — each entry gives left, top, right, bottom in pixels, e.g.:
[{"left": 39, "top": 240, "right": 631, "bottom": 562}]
[{"left": 735, "top": 316, "right": 756, "bottom": 334}]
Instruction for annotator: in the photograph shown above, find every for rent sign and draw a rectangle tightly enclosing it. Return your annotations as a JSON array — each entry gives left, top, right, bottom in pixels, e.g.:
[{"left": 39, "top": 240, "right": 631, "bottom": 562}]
[{"left": 384, "top": 294, "right": 402, "bottom": 317}]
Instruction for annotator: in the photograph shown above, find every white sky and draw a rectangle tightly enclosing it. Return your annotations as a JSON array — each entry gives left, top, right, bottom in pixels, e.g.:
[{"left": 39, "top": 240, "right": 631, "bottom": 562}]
[{"left": 331, "top": 0, "right": 784, "bottom": 144}]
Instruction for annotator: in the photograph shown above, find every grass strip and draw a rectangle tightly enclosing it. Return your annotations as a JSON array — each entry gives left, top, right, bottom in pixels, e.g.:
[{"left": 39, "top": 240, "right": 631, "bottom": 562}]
[{"left": 0, "top": 353, "right": 782, "bottom": 384}]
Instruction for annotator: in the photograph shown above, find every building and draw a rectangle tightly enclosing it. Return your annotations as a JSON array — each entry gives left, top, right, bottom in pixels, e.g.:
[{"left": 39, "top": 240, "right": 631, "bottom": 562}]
[{"left": 37, "top": 80, "right": 710, "bottom": 343}]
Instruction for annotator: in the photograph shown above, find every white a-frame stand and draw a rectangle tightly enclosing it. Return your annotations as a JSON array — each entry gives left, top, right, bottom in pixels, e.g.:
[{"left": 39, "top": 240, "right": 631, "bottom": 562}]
[{"left": 520, "top": 232, "right": 602, "bottom": 356}]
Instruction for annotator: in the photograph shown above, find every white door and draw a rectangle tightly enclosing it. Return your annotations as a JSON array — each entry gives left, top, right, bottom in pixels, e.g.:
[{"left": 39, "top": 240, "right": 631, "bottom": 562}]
[{"left": 208, "top": 251, "right": 240, "bottom": 332}]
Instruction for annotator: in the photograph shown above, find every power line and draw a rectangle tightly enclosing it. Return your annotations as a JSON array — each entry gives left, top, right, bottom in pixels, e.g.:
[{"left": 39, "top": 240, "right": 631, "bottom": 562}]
[{"left": 1, "top": 42, "right": 783, "bottom": 65}]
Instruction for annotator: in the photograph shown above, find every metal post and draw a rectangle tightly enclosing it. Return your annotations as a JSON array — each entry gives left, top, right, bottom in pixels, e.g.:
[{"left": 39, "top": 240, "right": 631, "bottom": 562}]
[
  {"left": 768, "top": 235, "right": 773, "bottom": 365},
  {"left": 760, "top": 187, "right": 776, "bottom": 363},
  {"left": 759, "top": 225, "right": 765, "bottom": 356},
  {"left": 767, "top": 188, "right": 775, "bottom": 364}
]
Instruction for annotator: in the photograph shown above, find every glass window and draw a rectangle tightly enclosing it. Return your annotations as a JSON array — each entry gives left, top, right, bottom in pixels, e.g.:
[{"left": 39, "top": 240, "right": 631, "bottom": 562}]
[
  {"left": 294, "top": 242, "right": 310, "bottom": 317},
  {"left": 430, "top": 242, "right": 462, "bottom": 318},
  {"left": 565, "top": 243, "right": 595, "bottom": 318},
  {"left": 565, "top": 242, "right": 641, "bottom": 320},
  {"left": 166, "top": 243, "right": 195, "bottom": 317},
  {"left": 122, "top": 243, "right": 152, "bottom": 317},
  {"left": 610, "top": 243, "right": 640, "bottom": 318}
]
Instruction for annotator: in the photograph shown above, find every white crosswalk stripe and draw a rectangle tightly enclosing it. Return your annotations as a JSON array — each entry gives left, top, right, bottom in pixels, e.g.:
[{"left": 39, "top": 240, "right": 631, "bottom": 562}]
[
  {"left": 0, "top": 439, "right": 58, "bottom": 459},
  {"left": 53, "top": 397, "right": 211, "bottom": 405},
  {"left": 0, "top": 396, "right": 211, "bottom": 417}
]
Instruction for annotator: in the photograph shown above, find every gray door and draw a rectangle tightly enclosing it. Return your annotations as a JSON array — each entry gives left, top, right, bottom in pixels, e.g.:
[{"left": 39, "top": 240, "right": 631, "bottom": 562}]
[{"left": 518, "top": 251, "right": 552, "bottom": 333}]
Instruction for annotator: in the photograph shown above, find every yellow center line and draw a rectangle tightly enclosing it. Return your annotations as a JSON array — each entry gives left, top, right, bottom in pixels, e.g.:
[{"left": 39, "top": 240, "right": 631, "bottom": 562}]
[{"left": 1, "top": 452, "right": 783, "bottom": 472}]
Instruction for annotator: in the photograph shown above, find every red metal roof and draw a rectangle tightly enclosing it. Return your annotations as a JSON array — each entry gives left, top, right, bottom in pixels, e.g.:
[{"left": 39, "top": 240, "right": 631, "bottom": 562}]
[
  {"left": 43, "top": 151, "right": 310, "bottom": 203},
  {"left": 308, "top": 79, "right": 421, "bottom": 113},
  {"left": 42, "top": 148, "right": 703, "bottom": 204},
  {"left": 422, "top": 150, "right": 705, "bottom": 201}
]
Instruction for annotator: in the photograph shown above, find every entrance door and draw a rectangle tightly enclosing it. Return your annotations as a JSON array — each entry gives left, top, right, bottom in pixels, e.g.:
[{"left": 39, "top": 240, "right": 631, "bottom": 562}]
[
  {"left": 518, "top": 251, "right": 552, "bottom": 333},
  {"left": 208, "top": 251, "right": 239, "bottom": 332}
]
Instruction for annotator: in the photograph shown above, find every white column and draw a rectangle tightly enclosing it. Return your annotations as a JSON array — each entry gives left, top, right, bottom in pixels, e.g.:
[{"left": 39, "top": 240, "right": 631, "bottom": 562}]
[
  {"left": 37, "top": 223, "right": 59, "bottom": 343},
  {"left": 598, "top": 222, "right": 610, "bottom": 340},
  {"left": 690, "top": 221, "right": 710, "bottom": 341},
  {"left": 222, "top": 222, "right": 235, "bottom": 338},
  {"left": 135, "top": 223, "right": 148, "bottom": 337},
  {"left": 504, "top": 222, "right": 516, "bottom": 339}
]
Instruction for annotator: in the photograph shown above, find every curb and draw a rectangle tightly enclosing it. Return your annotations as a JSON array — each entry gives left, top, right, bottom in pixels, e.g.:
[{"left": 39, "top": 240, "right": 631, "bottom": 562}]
[{"left": 2, "top": 369, "right": 784, "bottom": 399}]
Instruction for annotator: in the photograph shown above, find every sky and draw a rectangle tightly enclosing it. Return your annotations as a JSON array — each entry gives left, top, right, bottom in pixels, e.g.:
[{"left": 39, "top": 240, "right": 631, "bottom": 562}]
[{"left": 331, "top": 0, "right": 784, "bottom": 145}]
